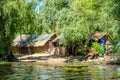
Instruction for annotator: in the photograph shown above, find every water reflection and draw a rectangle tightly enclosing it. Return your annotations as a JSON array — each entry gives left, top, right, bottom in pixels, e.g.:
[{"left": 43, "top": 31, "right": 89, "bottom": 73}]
[
  {"left": 0, "top": 63, "right": 14, "bottom": 80},
  {"left": 0, "top": 62, "right": 120, "bottom": 80}
]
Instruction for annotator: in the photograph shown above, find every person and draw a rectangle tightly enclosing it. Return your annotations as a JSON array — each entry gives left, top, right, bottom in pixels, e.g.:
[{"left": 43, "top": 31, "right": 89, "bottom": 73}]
[{"left": 99, "top": 38, "right": 105, "bottom": 55}]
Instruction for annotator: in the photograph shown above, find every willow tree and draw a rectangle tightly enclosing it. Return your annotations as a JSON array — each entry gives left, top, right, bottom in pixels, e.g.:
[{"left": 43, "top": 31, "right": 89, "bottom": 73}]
[
  {"left": 63, "top": 0, "right": 119, "bottom": 54},
  {"left": 35, "top": 0, "right": 71, "bottom": 33},
  {"left": 0, "top": 0, "right": 36, "bottom": 61},
  {"left": 37, "top": 0, "right": 120, "bottom": 55}
]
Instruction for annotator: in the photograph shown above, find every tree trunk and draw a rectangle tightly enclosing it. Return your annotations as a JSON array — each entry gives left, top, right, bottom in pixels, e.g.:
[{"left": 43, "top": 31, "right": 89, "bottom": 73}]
[
  {"left": 6, "top": 47, "right": 18, "bottom": 62},
  {"left": 67, "top": 46, "right": 72, "bottom": 55},
  {"left": 72, "top": 45, "right": 76, "bottom": 56}
]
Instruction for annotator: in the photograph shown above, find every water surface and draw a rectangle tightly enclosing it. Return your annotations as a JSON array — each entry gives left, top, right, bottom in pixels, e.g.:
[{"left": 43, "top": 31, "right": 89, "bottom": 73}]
[{"left": 0, "top": 62, "right": 120, "bottom": 80}]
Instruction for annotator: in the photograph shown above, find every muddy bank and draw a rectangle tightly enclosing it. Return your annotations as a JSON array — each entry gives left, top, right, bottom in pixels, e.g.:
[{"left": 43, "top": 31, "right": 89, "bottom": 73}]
[{"left": 14, "top": 53, "right": 117, "bottom": 65}]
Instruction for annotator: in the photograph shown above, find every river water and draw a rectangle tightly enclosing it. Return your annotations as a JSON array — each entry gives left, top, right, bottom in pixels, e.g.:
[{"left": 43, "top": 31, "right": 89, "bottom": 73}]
[{"left": 0, "top": 62, "right": 120, "bottom": 80}]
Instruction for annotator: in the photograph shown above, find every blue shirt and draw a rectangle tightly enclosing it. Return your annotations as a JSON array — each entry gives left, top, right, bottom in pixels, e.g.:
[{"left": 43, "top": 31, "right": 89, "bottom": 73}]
[{"left": 99, "top": 39, "right": 105, "bottom": 46}]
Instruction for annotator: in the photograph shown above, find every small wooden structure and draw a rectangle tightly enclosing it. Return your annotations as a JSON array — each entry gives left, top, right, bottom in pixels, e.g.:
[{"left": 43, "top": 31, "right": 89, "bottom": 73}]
[
  {"left": 87, "top": 32, "right": 112, "bottom": 56},
  {"left": 89, "top": 32, "right": 112, "bottom": 42},
  {"left": 12, "top": 33, "right": 56, "bottom": 54}
]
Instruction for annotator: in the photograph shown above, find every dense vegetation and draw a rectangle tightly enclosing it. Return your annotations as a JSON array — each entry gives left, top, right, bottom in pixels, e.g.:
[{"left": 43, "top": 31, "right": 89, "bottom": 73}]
[{"left": 0, "top": 0, "right": 120, "bottom": 61}]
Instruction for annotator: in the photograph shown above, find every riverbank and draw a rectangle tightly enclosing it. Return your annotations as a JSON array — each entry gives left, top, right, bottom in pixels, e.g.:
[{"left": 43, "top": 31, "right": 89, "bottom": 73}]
[{"left": 15, "top": 53, "right": 117, "bottom": 65}]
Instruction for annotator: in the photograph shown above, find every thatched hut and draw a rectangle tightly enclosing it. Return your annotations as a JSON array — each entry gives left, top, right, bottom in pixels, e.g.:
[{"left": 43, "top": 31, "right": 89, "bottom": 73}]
[
  {"left": 12, "top": 33, "right": 56, "bottom": 54},
  {"left": 87, "top": 32, "right": 113, "bottom": 56},
  {"left": 89, "top": 32, "right": 112, "bottom": 42}
]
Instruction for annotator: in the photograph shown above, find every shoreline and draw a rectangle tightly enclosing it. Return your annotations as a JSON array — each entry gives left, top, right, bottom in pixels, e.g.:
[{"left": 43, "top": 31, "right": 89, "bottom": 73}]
[
  {"left": 14, "top": 53, "right": 118, "bottom": 65},
  {"left": 0, "top": 53, "right": 118, "bottom": 66}
]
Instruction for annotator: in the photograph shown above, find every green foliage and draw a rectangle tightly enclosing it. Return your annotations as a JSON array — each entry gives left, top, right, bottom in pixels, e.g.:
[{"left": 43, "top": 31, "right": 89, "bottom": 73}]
[
  {"left": 59, "top": 27, "right": 83, "bottom": 46},
  {"left": 0, "top": 0, "right": 120, "bottom": 55},
  {"left": 59, "top": 21, "right": 89, "bottom": 47},
  {"left": 92, "top": 42, "right": 101, "bottom": 54},
  {"left": 0, "top": 41, "right": 6, "bottom": 55},
  {"left": 0, "top": 0, "right": 37, "bottom": 55}
]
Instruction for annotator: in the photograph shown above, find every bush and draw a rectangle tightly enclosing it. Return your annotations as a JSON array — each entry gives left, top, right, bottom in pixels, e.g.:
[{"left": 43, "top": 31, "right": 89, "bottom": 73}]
[{"left": 92, "top": 42, "right": 101, "bottom": 55}]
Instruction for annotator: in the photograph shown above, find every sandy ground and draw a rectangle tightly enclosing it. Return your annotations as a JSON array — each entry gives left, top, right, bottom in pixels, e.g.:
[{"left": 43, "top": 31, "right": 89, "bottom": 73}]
[{"left": 15, "top": 53, "right": 116, "bottom": 65}]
